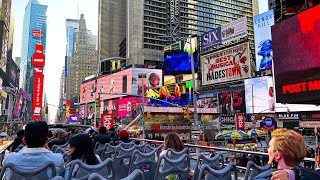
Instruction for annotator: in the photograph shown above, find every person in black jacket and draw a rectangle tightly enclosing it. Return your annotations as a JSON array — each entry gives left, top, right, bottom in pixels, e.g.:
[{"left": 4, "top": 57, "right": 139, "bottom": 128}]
[
  {"left": 254, "top": 128, "right": 320, "bottom": 180},
  {"left": 11, "top": 130, "right": 25, "bottom": 152},
  {"left": 94, "top": 126, "right": 110, "bottom": 144}
]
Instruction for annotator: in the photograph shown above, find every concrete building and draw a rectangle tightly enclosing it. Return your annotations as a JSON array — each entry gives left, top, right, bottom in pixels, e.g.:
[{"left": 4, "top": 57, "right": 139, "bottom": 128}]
[
  {"left": 0, "top": 0, "right": 12, "bottom": 73},
  {"left": 99, "top": 0, "right": 259, "bottom": 66},
  {"left": 66, "top": 14, "right": 97, "bottom": 107}
]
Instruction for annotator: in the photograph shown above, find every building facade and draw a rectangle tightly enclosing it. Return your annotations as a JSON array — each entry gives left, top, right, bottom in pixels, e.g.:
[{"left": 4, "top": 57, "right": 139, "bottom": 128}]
[
  {"left": 19, "top": 0, "right": 47, "bottom": 91},
  {"left": 66, "top": 14, "right": 97, "bottom": 109},
  {"left": 99, "top": 0, "right": 258, "bottom": 66}
]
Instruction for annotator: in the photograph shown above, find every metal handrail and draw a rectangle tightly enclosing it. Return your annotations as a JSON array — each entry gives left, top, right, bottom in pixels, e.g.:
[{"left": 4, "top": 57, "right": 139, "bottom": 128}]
[{"left": 133, "top": 138, "right": 315, "bottom": 162}]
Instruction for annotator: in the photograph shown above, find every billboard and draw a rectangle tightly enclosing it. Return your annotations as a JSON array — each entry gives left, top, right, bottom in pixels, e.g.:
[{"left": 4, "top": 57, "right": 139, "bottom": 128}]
[
  {"left": 101, "top": 114, "right": 114, "bottom": 130},
  {"left": 33, "top": 67, "right": 43, "bottom": 75},
  {"left": 272, "top": 5, "right": 320, "bottom": 104},
  {"left": 32, "top": 30, "right": 44, "bottom": 38},
  {"left": 80, "top": 68, "right": 163, "bottom": 104},
  {"left": 103, "top": 99, "right": 118, "bottom": 117},
  {"left": 32, "top": 53, "right": 45, "bottom": 67},
  {"left": 197, "top": 93, "right": 218, "bottom": 109},
  {"left": 202, "top": 42, "right": 251, "bottom": 85},
  {"left": 87, "top": 103, "right": 100, "bottom": 119},
  {"left": 254, "top": 10, "right": 275, "bottom": 71},
  {"left": 118, "top": 97, "right": 147, "bottom": 118},
  {"left": 163, "top": 37, "right": 198, "bottom": 75},
  {"left": 164, "top": 74, "right": 197, "bottom": 85},
  {"left": 69, "top": 114, "right": 80, "bottom": 123},
  {"left": 146, "top": 82, "right": 193, "bottom": 107},
  {"left": 245, "top": 76, "right": 275, "bottom": 114},
  {"left": 66, "top": 100, "right": 70, "bottom": 118},
  {"left": 13, "top": 89, "right": 29, "bottom": 118},
  {"left": 32, "top": 75, "right": 44, "bottom": 120},
  {"left": 218, "top": 90, "right": 246, "bottom": 114},
  {"left": 6, "top": 59, "right": 20, "bottom": 88},
  {"left": 201, "top": 27, "right": 222, "bottom": 51},
  {"left": 221, "top": 16, "right": 247, "bottom": 43}
]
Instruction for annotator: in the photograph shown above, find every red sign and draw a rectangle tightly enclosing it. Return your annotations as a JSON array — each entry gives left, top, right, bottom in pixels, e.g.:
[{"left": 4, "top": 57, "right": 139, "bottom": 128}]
[
  {"left": 33, "top": 67, "right": 43, "bottom": 75},
  {"left": 70, "top": 109, "right": 76, "bottom": 114},
  {"left": 32, "top": 75, "right": 44, "bottom": 120},
  {"left": 101, "top": 114, "right": 114, "bottom": 130},
  {"left": 32, "top": 53, "right": 45, "bottom": 67},
  {"left": 236, "top": 113, "right": 245, "bottom": 130},
  {"left": 32, "top": 30, "right": 44, "bottom": 38},
  {"left": 35, "top": 43, "right": 44, "bottom": 54}
]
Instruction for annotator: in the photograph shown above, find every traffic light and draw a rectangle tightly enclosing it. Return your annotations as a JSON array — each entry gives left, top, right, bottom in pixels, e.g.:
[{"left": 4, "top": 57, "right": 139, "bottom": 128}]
[
  {"left": 133, "top": 101, "right": 137, "bottom": 110},
  {"left": 147, "top": 112, "right": 151, "bottom": 119},
  {"left": 95, "top": 96, "right": 101, "bottom": 107},
  {"left": 183, "top": 107, "right": 189, "bottom": 119},
  {"left": 45, "top": 106, "right": 48, "bottom": 114}
]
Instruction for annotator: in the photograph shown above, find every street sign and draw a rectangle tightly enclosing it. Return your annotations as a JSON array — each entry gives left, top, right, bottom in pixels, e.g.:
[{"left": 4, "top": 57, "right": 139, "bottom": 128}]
[
  {"left": 140, "top": 121, "right": 145, "bottom": 127},
  {"left": 262, "top": 117, "right": 275, "bottom": 131}
]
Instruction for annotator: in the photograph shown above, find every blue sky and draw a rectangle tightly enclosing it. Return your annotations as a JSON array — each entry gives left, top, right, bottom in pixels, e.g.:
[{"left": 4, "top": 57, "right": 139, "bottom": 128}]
[{"left": 11, "top": 0, "right": 268, "bottom": 122}]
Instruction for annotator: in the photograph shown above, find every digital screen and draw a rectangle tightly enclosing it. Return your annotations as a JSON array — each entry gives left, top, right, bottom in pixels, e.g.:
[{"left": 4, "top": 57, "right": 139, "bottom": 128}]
[{"left": 272, "top": 5, "right": 320, "bottom": 104}]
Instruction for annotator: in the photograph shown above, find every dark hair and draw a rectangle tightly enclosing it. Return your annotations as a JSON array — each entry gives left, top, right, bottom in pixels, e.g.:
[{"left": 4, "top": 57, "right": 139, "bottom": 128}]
[
  {"left": 99, "top": 126, "right": 107, "bottom": 134},
  {"left": 48, "top": 130, "right": 54, "bottom": 138},
  {"left": 163, "top": 132, "right": 185, "bottom": 152},
  {"left": 24, "top": 121, "right": 48, "bottom": 148},
  {"left": 17, "top": 130, "right": 25, "bottom": 138},
  {"left": 68, "top": 134, "right": 99, "bottom": 165}
]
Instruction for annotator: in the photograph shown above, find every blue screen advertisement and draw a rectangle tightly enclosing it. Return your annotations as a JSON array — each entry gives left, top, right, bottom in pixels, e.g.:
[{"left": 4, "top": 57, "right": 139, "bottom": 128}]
[{"left": 146, "top": 82, "right": 193, "bottom": 107}]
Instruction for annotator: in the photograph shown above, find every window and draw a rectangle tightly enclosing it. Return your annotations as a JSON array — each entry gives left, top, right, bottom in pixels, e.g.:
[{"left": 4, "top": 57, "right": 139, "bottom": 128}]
[{"left": 122, "top": 75, "right": 127, "bottom": 93}]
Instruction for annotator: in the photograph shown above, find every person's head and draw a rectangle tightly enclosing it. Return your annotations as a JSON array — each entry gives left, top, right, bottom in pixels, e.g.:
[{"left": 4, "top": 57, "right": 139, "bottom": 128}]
[
  {"left": 17, "top": 129, "right": 25, "bottom": 138},
  {"left": 67, "top": 134, "right": 99, "bottom": 165},
  {"left": 149, "top": 73, "right": 160, "bottom": 87},
  {"left": 23, "top": 121, "right": 48, "bottom": 148},
  {"left": 109, "top": 127, "right": 115, "bottom": 135},
  {"left": 48, "top": 130, "right": 54, "bottom": 138},
  {"left": 268, "top": 128, "right": 307, "bottom": 168},
  {"left": 163, "top": 132, "right": 185, "bottom": 152},
  {"left": 56, "top": 129, "right": 68, "bottom": 139},
  {"left": 118, "top": 130, "right": 129, "bottom": 140},
  {"left": 99, "top": 126, "right": 107, "bottom": 134}
]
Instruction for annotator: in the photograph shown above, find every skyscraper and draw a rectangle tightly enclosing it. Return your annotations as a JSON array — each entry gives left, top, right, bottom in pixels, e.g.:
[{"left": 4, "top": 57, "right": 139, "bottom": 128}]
[
  {"left": 66, "top": 14, "right": 97, "bottom": 108},
  {"left": 19, "top": 0, "right": 47, "bottom": 90},
  {"left": 99, "top": 0, "right": 258, "bottom": 66},
  {"left": 0, "top": 0, "right": 12, "bottom": 73}
]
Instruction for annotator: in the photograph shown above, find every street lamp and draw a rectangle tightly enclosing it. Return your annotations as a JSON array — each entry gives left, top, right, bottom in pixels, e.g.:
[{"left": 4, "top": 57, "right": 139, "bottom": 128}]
[{"left": 93, "top": 57, "right": 126, "bottom": 128}]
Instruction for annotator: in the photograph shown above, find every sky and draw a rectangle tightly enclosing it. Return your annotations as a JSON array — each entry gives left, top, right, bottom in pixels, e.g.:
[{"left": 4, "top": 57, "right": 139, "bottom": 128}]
[
  {"left": 12, "top": 0, "right": 98, "bottom": 122},
  {"left": 11, "top": 0, "right": 270, "bottom": 122}
]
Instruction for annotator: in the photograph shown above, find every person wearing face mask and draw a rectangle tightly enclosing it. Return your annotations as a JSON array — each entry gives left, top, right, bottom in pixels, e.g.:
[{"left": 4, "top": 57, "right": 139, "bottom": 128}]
[{"left": 254, "top": 128, "right": 320, "bottom": 180}]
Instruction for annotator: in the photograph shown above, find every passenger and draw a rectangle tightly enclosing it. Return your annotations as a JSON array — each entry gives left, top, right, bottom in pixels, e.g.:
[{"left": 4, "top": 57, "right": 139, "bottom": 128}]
[
  {"left": 11, "top": 129, "right": 25, "bottom": 152},
  {"left": 3, "top": 121, "right": 64, "bottom": 177},
  {"left": 160, "top": 132, "right": 185, "bottom": 158},
  {"left": 108, "top": 127, "right": 118, "bottom": 145},
  {"left": 48, "top": 129, "right": 68, "bottom": 149},
  {"left": 65, "top": 134, "right": 101, "bottom": 180},
  {"left": 253, "top": 128, "right": 320, "bottom": 180},
  {"left": 94, "top": 126, "right": 110, "bottom": 144},
  {"left": 118, "top": 130, "right": 132, "bottom": 143}
]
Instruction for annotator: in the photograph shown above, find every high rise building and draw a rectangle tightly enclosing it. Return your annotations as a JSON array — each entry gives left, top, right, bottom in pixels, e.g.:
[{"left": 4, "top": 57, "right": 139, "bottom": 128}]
[
  {"left": 66, "top": 14, "right": 97, "bottom": 108},
  {"left": 0, "top": 0, "right": 12, "bottom": 73},
  {"left": 99, "top": 0, "right": 258, "bottom": 66},
  {"left": 19, "top": 0, "right": 47, "bottom": 90}
]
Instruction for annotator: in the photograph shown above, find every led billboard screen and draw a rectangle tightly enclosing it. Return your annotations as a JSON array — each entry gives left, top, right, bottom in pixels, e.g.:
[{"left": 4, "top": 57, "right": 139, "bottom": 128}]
[{"left": 272, "top": 5, "right": 320, "bottom": 104}]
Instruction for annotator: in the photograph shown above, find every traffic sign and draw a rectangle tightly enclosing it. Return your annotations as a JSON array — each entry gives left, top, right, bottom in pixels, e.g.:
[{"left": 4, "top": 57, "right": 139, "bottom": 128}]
[{"left": 140, "top": 121, "right": 145, "bottom": 127}]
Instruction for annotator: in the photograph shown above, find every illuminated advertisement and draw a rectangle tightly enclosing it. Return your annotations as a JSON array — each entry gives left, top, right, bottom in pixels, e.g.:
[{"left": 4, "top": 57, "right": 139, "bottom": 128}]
[
  {"left": 218, "top": 90, "right": 246, "bottom": 114},
  {"left": 272, "top": 5, "right": 320, "bottom": 104},
  {"left": 163, "top": 37, "right": 198, "bottom": 75},
  {"left": 202, "top": 43, "right": 251, "bottom": 85},
  {"left": 80, "top": 68, "right": 162, "bottom": 104},
  {"left": 33, "top": 67, "right": 43, "bottom": 75},
  {"left": 164, "top": 74, "right": 197, "bottom": 85},
  {"left": 197, "top": 93, "right": 218, "bottom": 109},
  {"left": 66, "top": 100, "right": 70, "bottom": 118},
  {"left": 221, "top": 16, "right": 247, "bottom": 43},
  {"left": 201, "top": 27, "right": 222, "bottom": 51},
  {"left": 118, "top": 97, "right": 147, "bottom": 117},
  {"left": 101, "top": 114, "right": 114, "bottom": 130},
  {"left": 254, "top": 10, "right": 275, "bottom": 71},
  {"left": 32, "top": 75, "right": 44, "bottom": 120},
  {"left": 13, "top": 88, "right": 29, "bottom": 118},
  {"left": 146, "top": 82, "right": 193, "bottom": 107},
  {"left": 32, "top": 43, "right": 45, "bottom": 67},
  {"left": 87, "top": 103, "right": 100, "bottom": 119},
  {"left": 32, "top": 30, "right": 44, "bottom": 38},
  {"left": 103, "top": 99, "right": 118, "bottom": 117},
  {"left": 245, "top": 76, "right": 275, "bottom": 114},
  {"left": 69, "top": 114, "right": 80, "bottom": 123}
]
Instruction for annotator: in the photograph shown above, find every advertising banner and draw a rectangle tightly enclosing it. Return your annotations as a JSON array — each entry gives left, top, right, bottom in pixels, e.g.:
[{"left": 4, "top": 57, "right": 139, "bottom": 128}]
[
  {"left": 245, "top": 76, "right": 275, "bottom": 114},
  {"left": 236, "top": 113, "right": 245, "bottom": 130},
  {"left": 201, "top": 27, "right": 222, "bottom": 51},
  {"left": 254, "top": 10, "right": 275, "bottom": 71},
  {"left": 221, "top": 16, "right": 247, "bottom": 43},
  {"left": 101, "top": 114, "right": 114, "bottom": 130},
  {"left": 220, "top": 114, "right": 235, "bottom": 124},
  {"left": 32, "top": 53, "right": 45, "bottom": 67},
  {"left": 218, "top": 89, "right": 246, "bottom": 114},
  {"left": 164, "top": 74, "right": 196, "bottom": 85},
  {"left": 118, "top": 97, "right": 147, "bottom": 118},
  {"left": 146, "top": 82, "right": 193, "bottom": 107},
  {"left": 33, "top": 67, "right": 44, "bottom": 75},
  {"left": 32, "top": 75, "right": 44, "bottom": 120},
  {"left": 69, "top": 114, "right": 80, "bottom": 123},
  {"left": 202, "top": 43, "right": 251, "bottom": 85},
  {"left": 87, "top": 103, "right": 100, "bottom": 119},
  {"left": 66, "top": 100, "right": 70, "bottom": 118},
  {"left": 299, "top": 121, "right": 320, "bottom": 128},
  {"left": 197, "top": 93, "right": 218, "bottom": 109},
  {"left": 272, "top": 5, "right": 320, "bottom": 104},
  {"left": 32, "top": 30, "right": 44, "bottom": 38},
  {"left": 132, "top": 68, "right": 163, "bottom": 96},
  {"left": 103, "top": 99, "right": 118, "bottom": 117}
]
